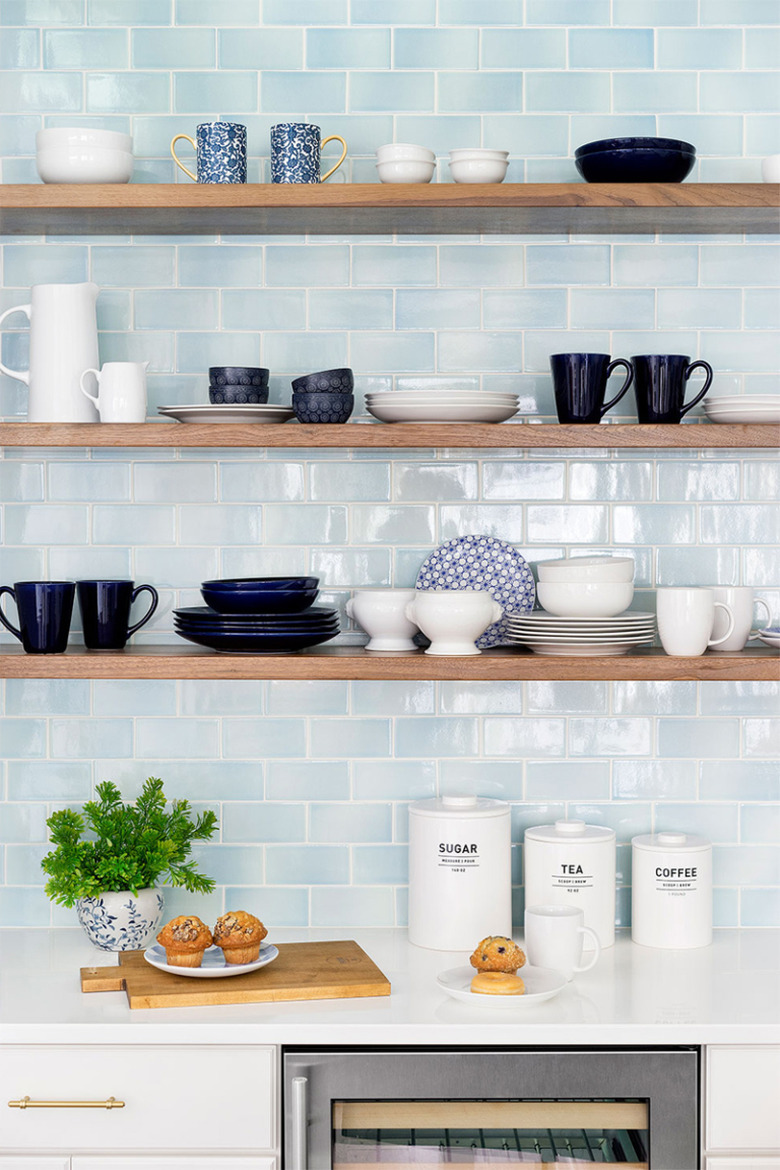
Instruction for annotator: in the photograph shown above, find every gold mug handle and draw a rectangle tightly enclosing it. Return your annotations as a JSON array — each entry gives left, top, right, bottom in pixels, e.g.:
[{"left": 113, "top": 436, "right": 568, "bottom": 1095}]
[
  {"left": 170, "top": 134, "right": 197, "bottom": 182},
  {"left": 320, "top": 135, "right": 347, "bottom": 182}
]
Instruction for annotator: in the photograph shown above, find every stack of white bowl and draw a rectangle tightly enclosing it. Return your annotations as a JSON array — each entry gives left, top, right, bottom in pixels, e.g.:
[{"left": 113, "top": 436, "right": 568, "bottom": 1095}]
[
  {"left": 536, "top": 556, "right": 635, "bottom": 617},
  {"left": 375, "top": 143, "right": 435, "bottom": 184},
  {"left": 448, "top": 148, "right": 509, "bottom": 184},
  {"left": 36, "top": 127, "right": 134, "bottom": 184}
]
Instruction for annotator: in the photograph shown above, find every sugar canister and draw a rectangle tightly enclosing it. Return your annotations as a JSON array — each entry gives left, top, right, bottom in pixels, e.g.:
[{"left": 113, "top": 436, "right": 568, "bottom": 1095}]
[
  {"left": 408, "top": 795, "right": 512, "bottom": 951},
  {"left": 523, "top": 819, "right": 616, "bottom": 947},
  {"left": 631, "top": 832, "right": 712, "bottom": 949}
]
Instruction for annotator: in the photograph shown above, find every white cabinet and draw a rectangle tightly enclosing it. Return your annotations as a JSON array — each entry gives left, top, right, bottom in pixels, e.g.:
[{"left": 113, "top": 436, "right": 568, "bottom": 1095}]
[{"left": 706, "top": 1045, "right": 780, "bottom": 1153}]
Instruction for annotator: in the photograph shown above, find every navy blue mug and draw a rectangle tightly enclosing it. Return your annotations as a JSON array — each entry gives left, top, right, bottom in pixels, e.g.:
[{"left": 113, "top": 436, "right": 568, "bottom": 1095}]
[
  {"left": 76, "top": 580, "right": 158, "bottom": 651},
  {"left": 632, "top": 354, "right": 714, "bottom": 423},
  {"left": 0, "top": 581, "right": 75, "bottom": 654},
  {"left": 270, "top": 123, "right": 347, "bottom": 184},
  {"left": 171, "top": 121, "right": 247, "bottom": 184},
  {"left": 550, "top": 353, "right": 634, "bottom": 424}
]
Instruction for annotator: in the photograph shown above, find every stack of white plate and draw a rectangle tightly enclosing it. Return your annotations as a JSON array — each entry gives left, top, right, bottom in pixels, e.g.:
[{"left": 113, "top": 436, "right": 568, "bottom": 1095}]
[
  {"left": 158, "top": 404, "right": 294, "bottom": 425},
  {"left": 365, "top": 389, "right": 519, "bottom": 424},
  {"left": 506, "top": 611, "right": 656, "bottom": 656},
  {"left": 703, "top": 395, "right": 780, "bottom": 424}
]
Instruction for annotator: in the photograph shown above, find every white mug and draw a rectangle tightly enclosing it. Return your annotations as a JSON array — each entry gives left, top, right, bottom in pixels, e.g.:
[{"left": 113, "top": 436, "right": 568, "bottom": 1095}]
[
  {"left": 80, "top": 361, "right": 148, "bottom": 423},
  {"left": 710, "top": 586, "right": 771, "bottom": 652},
  {"left": 524, "top": 905, "right": 601, "bottom": 982},
  {"left": 405, "top": 590, "right": 502, "bottom": 656},
  {"left": 345, "top": 589, "right": 418, "bottom": 652},
  {"left": 656, "top": 587, "right": 735, "bottom": 657}
]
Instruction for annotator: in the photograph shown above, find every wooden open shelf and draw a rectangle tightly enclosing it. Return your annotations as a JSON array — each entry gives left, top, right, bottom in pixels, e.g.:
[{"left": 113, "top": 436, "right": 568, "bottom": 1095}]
[
  {"left": 0, "top": 644, "right": 775, "bottom": 682},
  {"left": 1, "top": 183, "right": 777, "bottom": 237},
  {"left": 1, "top": 421, "right": 777, "bottom": 449}
]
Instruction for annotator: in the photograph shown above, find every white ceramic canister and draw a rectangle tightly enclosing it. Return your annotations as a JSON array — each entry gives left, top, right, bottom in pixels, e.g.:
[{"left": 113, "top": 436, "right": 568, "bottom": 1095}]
[
  {"left": 408, "top": 795, "right": 512, "bottom": 951},
  {"left": 523, "top": 819, "right": 616, "bottom": 948},
  {"left": 631, "top": 832, "right": 712, "bottom": 949}
]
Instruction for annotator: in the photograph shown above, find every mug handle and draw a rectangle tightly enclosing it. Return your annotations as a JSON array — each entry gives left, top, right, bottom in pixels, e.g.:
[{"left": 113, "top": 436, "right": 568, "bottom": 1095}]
[
  {"left": 345, "top": 598, "right": 355, "bottom": 620},
  {"left": 320, "top": 135, "right": 347, "bottom": 182},
  {"left": 79, "top": 368, "right": 101, "bottom": 409},
  {"left": 0, "top": 304, "right": 32, "bottom": 385},
  {"left": 127, "top": 584, "right": 159, "bottom": 637},
  {"left": 404, "top": 601, "right": 417, "bottom": 624},
  {"left": 573, "top": 926, "right": 601, "bottom": 973},
  {"left": 680, "top": 359, "right": 714, "bottom": 417},
  {"left": 170, "top": 134, "right": 197, "bottom": 182},
  {"left": 600, "top": 358, "right": 634, "bottom": 417},
  {"left": 748, "top": 598, "right": 772, "bottom": 640},
  {"left": 0, "top": 586, "right": 22, "bottom": 642},
  {"left": 708, "top": 600, "right": 735, "bottom": 647}
]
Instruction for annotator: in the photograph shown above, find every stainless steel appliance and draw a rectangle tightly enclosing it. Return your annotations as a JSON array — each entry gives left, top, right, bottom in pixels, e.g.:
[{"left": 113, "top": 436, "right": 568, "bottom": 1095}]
[{"left": 284, "top": 1047, "right": 698, "bottom": 1169}]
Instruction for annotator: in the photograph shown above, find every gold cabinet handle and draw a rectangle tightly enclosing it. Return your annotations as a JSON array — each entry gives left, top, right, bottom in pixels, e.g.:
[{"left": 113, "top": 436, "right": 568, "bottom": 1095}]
[{"left": 9, "top": 1096, "right": 125, "bottom": 1110}]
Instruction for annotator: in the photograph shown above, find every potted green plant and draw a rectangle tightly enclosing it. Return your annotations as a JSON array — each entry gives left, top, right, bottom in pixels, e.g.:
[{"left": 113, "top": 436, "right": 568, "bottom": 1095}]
[{"left": 42, "top": 777, "right": 218, "bottom": 951}]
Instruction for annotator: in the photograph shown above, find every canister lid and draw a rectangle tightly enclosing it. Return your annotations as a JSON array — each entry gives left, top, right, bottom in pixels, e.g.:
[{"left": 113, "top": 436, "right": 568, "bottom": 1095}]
[
  {"left": 409, "top": 795, "right": 509, "bottom": 818},
  {"left": 524, "top": 818, "right": 616, "bottom": 843},
  {"left": 632, "top": 832, "right": 711, "bottom": 852}
]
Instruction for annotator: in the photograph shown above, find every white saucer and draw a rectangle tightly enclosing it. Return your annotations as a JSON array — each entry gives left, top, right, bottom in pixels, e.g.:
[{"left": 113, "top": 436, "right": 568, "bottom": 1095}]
[
  {"left": 437, "top": 964, "right": 567, "bottom": 1008},
  {"left": 158, "top": 405, "right": 294, "bottom": 424},
  {"left": 144, "top": 942, "right": 278, "bottom": 978}
]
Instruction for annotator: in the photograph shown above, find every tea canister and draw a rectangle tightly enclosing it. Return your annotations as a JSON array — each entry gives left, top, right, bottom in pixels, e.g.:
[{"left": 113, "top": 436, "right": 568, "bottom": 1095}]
[
  {"left": 408, "top": 795, "right": 512, "bottom": 951},
  {"left": 523, "top": 819, "right": 616, "bottom": 948},
  {"left": 631, "top": 832, "right": 712, "bottom": 949}
]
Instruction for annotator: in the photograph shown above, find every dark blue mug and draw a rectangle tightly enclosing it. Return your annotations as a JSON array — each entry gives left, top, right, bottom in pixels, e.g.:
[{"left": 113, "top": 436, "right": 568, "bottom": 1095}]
[
  {"left": 76, "top": 580, "right": 158, "bottom": 651},
  {"left": 0, "top": 581, "right": 75, "bottom": 654},
  {"left": 171, "top": 121, "right": 247, "bottom": 184},
  {"left": 550, "top": 352, "right": 634, "bottom": 424},
  {"left": 632, "top": 354, "right": 714, "bottom": 423}
]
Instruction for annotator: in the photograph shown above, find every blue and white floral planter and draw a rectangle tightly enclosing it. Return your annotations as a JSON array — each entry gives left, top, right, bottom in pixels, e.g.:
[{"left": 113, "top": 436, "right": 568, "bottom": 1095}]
[{"left": 76, "top": 888, "right": 164, "bottom": 952}]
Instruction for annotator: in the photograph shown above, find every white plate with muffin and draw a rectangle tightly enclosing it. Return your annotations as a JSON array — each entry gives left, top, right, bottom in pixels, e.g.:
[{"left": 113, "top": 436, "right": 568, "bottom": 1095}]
[
  {"left": 436, "top": 933, "right": 566, "bottom": 1007},
  {"left": 147, "top": 911, "right": 277, "bottom": 978}
]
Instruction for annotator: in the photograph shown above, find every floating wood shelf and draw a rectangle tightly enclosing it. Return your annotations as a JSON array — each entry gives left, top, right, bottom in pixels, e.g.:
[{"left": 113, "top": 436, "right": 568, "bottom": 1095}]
[
  {"left": 0, "top": 644, "right": 775, "bottom": 682},
  {"left": 0, "top": 183, "right": 777, "bottom": 237},
  {"left": 1, "top": 421, "right": 777, "bottom": 449}
]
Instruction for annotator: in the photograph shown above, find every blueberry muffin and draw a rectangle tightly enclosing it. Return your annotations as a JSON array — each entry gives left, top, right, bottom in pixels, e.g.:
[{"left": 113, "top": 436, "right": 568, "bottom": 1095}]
[
  {"left": 213, "top": 911, "right": 268, "bottom": 965},
  {"left": 469, "top": 935, "right": 526, "bottom": 974},
  {"left": 156, "top": 915, "right": 213, "bottom": 968}
]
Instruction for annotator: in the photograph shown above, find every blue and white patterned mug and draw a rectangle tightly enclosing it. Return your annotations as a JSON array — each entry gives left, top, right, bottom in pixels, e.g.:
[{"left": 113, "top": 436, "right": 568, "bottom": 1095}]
[
  {"left": 171, "top": 121, "right": 247, "bottom": 184},
  {"left": 270, "top": 122, "right": 347, "bottom": 184}
]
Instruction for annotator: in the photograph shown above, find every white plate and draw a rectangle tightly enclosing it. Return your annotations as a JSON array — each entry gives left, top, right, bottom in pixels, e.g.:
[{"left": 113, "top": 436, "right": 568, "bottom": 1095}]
[
  {"left": 520, "top": 642, "right": 652, "bottom": 656},
  {"left": 757, "top": 632, "right": 780, "bottom": 648},
  {"left": 143, "top": 942, "right": 279, "bottom": 978},
  {"left": 365, "top": 393, "right": 520, "bottom": 403},
  {"left": 507, "top": 611, "right": 655, "bottom": 624},
  {"left": 703, "top": 407, "right": 780, "bottom": 424},
  {"left": 705, "top": 395, "right": 779, "bottom": 405},
  {"left": 507, "top": 632, "right": 654, "bottom": 644},
  {"left": 437, "top": 964, "right": 567, "bottom": 1008},
  {"left": 366, "top": 402, "right": 519, "bottom": 423},
  {"left": 159, "top": 405, "right": 295, "bottom": 424}
]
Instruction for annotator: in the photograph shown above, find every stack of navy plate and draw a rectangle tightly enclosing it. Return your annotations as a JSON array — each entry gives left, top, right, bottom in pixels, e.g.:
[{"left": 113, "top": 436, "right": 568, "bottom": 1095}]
[{"left": 174, "top": 577, "right": 339, "bottom": 654}]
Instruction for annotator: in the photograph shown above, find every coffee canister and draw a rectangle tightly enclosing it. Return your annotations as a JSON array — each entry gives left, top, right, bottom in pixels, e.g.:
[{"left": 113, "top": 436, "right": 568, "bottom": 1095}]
[
  {"left": 524, "top": 819, "right": 616, "bottom": 948},
  {"left": 631, "top": 832, "right": 712, "bottom": 949},
  {"left": 408, "top": 795, "right": 512, "bottom": 951}
]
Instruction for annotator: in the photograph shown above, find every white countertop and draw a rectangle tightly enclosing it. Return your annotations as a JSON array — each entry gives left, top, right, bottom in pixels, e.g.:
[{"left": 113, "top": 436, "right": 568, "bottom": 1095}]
[{"left": 2, "top": 927, "right": 778, "bottom": 1046}]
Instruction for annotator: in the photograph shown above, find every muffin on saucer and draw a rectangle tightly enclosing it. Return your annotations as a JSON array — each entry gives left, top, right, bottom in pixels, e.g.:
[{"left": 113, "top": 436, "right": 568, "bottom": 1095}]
[
  {"left": 213, "top": 911, "right": 268, "bottom": 965},
  {"left": 469, "top": 935, "right": 526, "bottom": 974},
  {"left": 156, "top": 915, "right": 213, "bottom": 968}
]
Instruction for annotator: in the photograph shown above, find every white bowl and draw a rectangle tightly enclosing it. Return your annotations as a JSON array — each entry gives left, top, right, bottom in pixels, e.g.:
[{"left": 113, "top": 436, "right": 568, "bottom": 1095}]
[
  {"left": 761, "top": 153, "right": 780, "bottom": 183},
  {"left": 376, "top": 159, "right": 435, "bottom": 184},
  {"left": 375, "top": 142, "right": 435, "bottom": 162},
  {"left": 537, "top": 581, "right": 635, "bottom": 617},
  {"left": 36, "top": 146, "right": 134, "bottom": 184},
  {"left": 36, "top": 126, "right": 132, "bottom": 152},
  {"left": 448, "top": 157, "right": 508, "bottom": 184},
  {"left": 449, "top": 148, "right": 509, "bottom": 160},
  {"left": 537, "top": 555, "right": 635, "bottom": 584}
]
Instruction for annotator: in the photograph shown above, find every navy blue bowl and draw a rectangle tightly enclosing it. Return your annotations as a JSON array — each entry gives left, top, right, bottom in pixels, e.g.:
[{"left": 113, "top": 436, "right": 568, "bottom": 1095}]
[
  {"left": 575, "top": 149, "right": 695, "bottom": 184},
  {"left": 575, "top": 136, "right": 695, "bottom": 158},
  {"left": 209, "top": 385, "right": 269, "bottom": 405},
  {"left": 293, "top": 391, "right": 354, "bottom": 425},
  {"left": 199, "top": 582, "right": 320, "bottom": 614},
  {"left": 291, "top": 368, "right": 354, "bottom": 394},
  {"left": 201, "top": 577, "right": 319, "bottom": 591},
  {"left": 209, "top": 366, "right": 269, "bottom": 387}
]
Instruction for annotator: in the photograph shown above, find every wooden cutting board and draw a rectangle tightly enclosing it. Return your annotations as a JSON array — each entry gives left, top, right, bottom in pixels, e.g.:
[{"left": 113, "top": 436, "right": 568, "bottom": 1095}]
[{"left": 81, "top": 939, "right": 391, "bottom": 1010}]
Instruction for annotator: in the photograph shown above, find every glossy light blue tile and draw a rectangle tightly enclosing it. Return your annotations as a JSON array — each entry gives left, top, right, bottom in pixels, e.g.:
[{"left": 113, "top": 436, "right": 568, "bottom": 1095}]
[
  {"left": 613, "top": 504, "right": 695, "bottom": 545},
  {"left": 658, "top": 462, "right": 740, "bottom": 502},
  {"left": 175, "top": 0, "right": 258, "bottom": 23},
  {"left": 265, "top": 244, "right": 349, "bottom": 286},
  {"left": 713, "top": 845, "right": 780, "bottom": 886},
  {"left": 0, "top": 804, "right": 47, "bottom": 843},
  {"left": 7, "top": 761, "right": 91, "bottom": 801},
  {"left": 746, "top": 114, "right": 780, "bottom": 155},
  {"left": 353, "top": 845, "right": 408, "bottom": 885},
  {"left": 569, "top": 718, "right": 652, "bottom": 757},
  {"left": 0, "top": 462, "right": 44, "bottom": 502},
  {"left": 222, "top": 461, "right": 305, "bottom": 502},
  {"left": 528, "top": 682, "right": 609, "bottom": 714},
  {"left": 0, "top": 71, "right": 80, "bottom": 111},
  {"left": 310, "top": 803, "right": 391, "bottom": 843},
  {"left": 613, "top": 760, "right": 697, "bottom": 801},
  {"left": 702, "top": 72, "right": 780, "bottom": 113},
  {"left": 48, "top": 461, "right": 130, "bottom": 502},
  {"left": 87, "top": 72, "right": 170, "bottom": 114},
  {"left": 217, "top": 27, "right": 301, "bottom": 69},
  {"left": 4, "top": 504, "right": 88, "bottom": 545},
  {"left": 3, "top": 0, "right": 83, "bottom": 22},
  {"left": 133, "top": 27, "right": 215, "bottom": 68},
  {"left": 439, "top": 72, "right": 524, "bottom": 114},
  {"left": 0, "top": 888, "right": 48, "bottom": 927},
  {"left": 6, "top": 680, "right": 89, "bottom": 716},
  {"left": 51, "top": 718, "right": 133, "bottom": 759},
  {"left": 613, "top": 244, "right": 699, "bottom": 287},
  {"left": 266, "top": 761, "right": 349, "bottom": 801},
  {"left": 439, "top": 244, "right": 524, "bottom": 287},
  {"left": 569, "top": 462, "right": 653, "bottom": 501},
  {"left": 439, "top": 504, "right": 525, "bottom": 542},
  {"left": 350, "top": 504, "right": 434, "bottom": 544},
  {"left": 701, "top": 504, "right": 780, "bottom": 545},
  {"left": 190, "top": 843, "right": 262, "bottom": 885},
  {"left": 438, "top": 331, "right": 521, "bottom": 373},
  {"left": 395, "top": 290, "right": 480, "bottom": 331},
  {"left": 263, "top": 0, "right": 345, "bottom": 22},
  {"left": 741, "top": 890, "right": 780, "bottom": 928},
  {"left": 744, "top": 719, "right": 780, "bottom": 757},
  {"left": 264, "top": 504, "right": 347, "bottom": 545},
  {"left": 526, "top": 761, "right": 610, "bottom": 801},
  {"left": 221, "top": 289, "right": 306, "bottom": 331},
  {"left": 178, "top": 681, "right": 263, "bottom": 716},
  {"left": 396, "top": 717, "right": 478, "bottom": 758},
  {"left": 173, "top": 70, "right": 257, "bottom": 113},
  {"left": 480, "top": 28, "right": 565, "bottom": 68},
  {"left": 656, "top": 547, "right": 739, "bottom": 587},
  {"left": 527, "top": 0, "right": 609, "bottom": 22},
  {"left": 92, "top": 681, "right": 176, "bottom": 716},
  {"left": 352, "top": 760, "right": 436, "bottom": 801},
  {"left": 310, "top": 886, "right": 394, "bottom": 927},
  {"left": 267, "top": 681, "right": 347, "bottom": 716},
  {"left": 266, "top": 845, "right": 348, "bottom": 885},
  {"left": 483, "top": 290, "right": 566, "bottom": 330},
  {"left": 700, "top": 245, "right": 780, "bottom": 286},
  {"left": 262, "top": 69, "right": 345, "bottom": 113},
  {"left": 658, "top": 718, "right": 740, "bottom": 758},
  {"left": 612, "top": 0, "right": 697, "bottom": 22},
  {"left": 223, "top": 803, "right": 305, "bottom": 843},
  {"left": 5, "top": 244, "right": 89, "bottom": 285},
  {"left": 570, "top": 28, "right": 654, "bottom": 69},
  {"left": 223, "top": 718, "right": 306, "bottom": 759},
  {"left": 309, "top": 289, "right": 392, "bottom": 330},
  {"left": 0, "top": 28, "right": 40, "bottom": 68},
  {"left": 393, "top": 461, "right": 478, "bottom": 502},
  {"left": 351, "top": 682, "right": 434, "bottom": 716},
  {"left": 352, "top": 244, "right": 437, "bottom": 286},
  {"left": 88, "top": 0, "right": 172, "bottom": 23},
  {"left": 745, "top": 290, "right": 780, "bottom": 331},
  {"left": 482, "top": 461, "right": 565, "bottom": 500},
  {"left": 136, "top": 717, "right": 217, "bottom": 758},
  {"left": 570, "top": 289, "right": 655, "bottom": 329},
  {"left": 307, "top": 27, "right": 389, "bottom": 67},
  {"left": 5, "top": 843, "right": 46, "bottom": 885},
  {"left": 134, "top": 546, "right": 218, "bottom": 587},
  {"left": 350, "top": 71, "right": 433, "bottom": 113},
  {"left": 226, "top": 885, "right": 308, "bottom": 926},
  {"left": 311, "top": 547, "right": 391, "bottom": 587},
  {"left": 655, "top": 803, "right": 738, "bottom": 842},
  {"left": 351, "top": 332, "right": 434, "bottom": 373},
  {"left": 135, "top": 289, "right": 218, "bottom": 330},
  {"left": 741, "top": 804, "right": 780, "bottom": 845},
  {"left": 438, "top": 682, "right": 523, "bottom": 714},
  {"left": 178, "top": 245, "right": 262, "bottom": 287},
  {"left": 526, "top": 72, "right": 610, "bottom": 113},
  {"left": 394, "top": 114, "right": 481, "bottom": 154},
  {"left": 656, "top": 289, "right": 742, "bottom": 331},
  {"left": 526, "top": 245, "right": 610, "bottom": 286},
  {"left": 660, "top": 28, "right": 743, "bottom": 70},
  {"left": 484, "top": 718, "right": 566, "bottom": 757},
  {"left": 567, "top": 802, "right": 652, "bottom": 842},
  {"left": 50, "top": 547, "right": 133, "bottom": 582},
  {"left": 613, "top": 682, "right": 697, "bottom": 715},
  {"left": 44, "top": 28, "right": 128, "bottom": 68},
  {"left": 263, "top": 332, "right": 348, "bottom": 372},
  {"left": 180, "top": 504, "right": 262, "bottom": 545},
  {"left": 527, "top": 505, "right": 608, "bottom": 544},
  {"left": 744, "top": 460, "right": 780, "bottom": 501},
  {"left": 92, "top": 504, "right": 174, "bottom": 545},
  {"left": 134, "top": 462, "right": 217, "bottom": 503},
  {"left": 311, "top": 717, "right": 391, "bottom": 758}
]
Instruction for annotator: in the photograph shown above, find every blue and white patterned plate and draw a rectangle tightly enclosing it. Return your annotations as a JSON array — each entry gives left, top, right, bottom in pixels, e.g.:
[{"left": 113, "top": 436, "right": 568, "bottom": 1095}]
[
  {"left": 144, "top": 942, "right": 279, "bottom": 979},
  {"left": 415, "top": 535, "right": 536, "bottom": 648}
]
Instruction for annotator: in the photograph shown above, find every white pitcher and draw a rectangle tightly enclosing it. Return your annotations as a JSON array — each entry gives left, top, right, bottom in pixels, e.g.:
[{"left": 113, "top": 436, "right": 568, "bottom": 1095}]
[
  {"left": 80, "top": 361, "right": 149, "bottom": 423},
  {"left": 0, "top": 282, "right": 100, "bottom": 422}
]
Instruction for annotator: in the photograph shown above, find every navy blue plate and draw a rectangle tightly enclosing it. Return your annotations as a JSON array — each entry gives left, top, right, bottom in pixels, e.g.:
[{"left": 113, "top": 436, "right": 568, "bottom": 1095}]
[
  {"left": 175, "top": 605, "right": 336, "bottom": 622},
  {"left": 175, "top": 627, "right": 340, "bottom": 653}
]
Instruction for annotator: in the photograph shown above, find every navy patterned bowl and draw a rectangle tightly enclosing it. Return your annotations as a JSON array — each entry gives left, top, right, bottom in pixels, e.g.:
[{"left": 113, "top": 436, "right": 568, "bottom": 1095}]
[
  {"left": 209, "top": 366, "right": 269, "bottom": 387},
  {"left": 293, "top": 391, "right": 354, "bottom": 424},
  {"left": 575, "top": 148, "right": 695, "bottom": 183},
  {"left": 209, "top": 384, "right": 269, "bottom": 405},
  {"left": 291, "top": 367, "right": 354, "bottom": 394}
]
